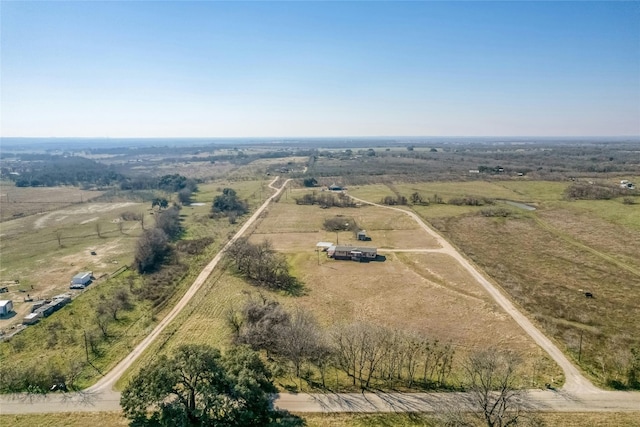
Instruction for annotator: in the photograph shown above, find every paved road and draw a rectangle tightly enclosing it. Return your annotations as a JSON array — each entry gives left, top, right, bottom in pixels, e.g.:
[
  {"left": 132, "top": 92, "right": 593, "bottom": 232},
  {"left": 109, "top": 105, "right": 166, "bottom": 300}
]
[{"left": 2, "top": 184, "right": 640, "bottom": 415}]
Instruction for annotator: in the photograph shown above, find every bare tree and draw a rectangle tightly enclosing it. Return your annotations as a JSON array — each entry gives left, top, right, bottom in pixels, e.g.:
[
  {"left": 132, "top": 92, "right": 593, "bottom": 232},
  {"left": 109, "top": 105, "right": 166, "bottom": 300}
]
[
  {"left": 95, "top": 222, "right": 102, "bottom": 238},
  {"left": 55, "top": 229, "right": 63, "bottom": 247},
  {"left": 462, "top": 349, "right": 525, "bottom": 427},
  {"left": 277, "top": 308, "right": 324, "bottom": 378}
]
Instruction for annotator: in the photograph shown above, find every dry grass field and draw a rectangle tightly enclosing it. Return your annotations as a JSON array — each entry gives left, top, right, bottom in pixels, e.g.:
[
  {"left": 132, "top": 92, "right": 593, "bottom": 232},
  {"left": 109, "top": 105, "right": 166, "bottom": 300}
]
[
  {"left": 0, "top": 201, "right": 147, "bottom": 331},
  {"left": 120, "top": 190, "right": 562, "bottom": 390},
  {"left": 0, "top": 178, "right": 271, "bottom": 389},
  {"left": 0, "top": 182, "right": 104, "bottom": 222},
  {"left": 347, "top": 180, "right": 640, "bottom": 388}
]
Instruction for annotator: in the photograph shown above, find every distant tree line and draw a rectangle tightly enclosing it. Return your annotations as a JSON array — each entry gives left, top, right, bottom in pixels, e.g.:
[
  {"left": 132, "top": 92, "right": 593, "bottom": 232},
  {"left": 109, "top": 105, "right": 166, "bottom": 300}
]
[
  {"left": 5, "top": 155, "right": 123, "bottom": 188},
  {"left": 295, "top": 191, "right": 356, "bottom": 208},
  {"left": 564, "top": 182, "right": 634, "bottom": 200}
]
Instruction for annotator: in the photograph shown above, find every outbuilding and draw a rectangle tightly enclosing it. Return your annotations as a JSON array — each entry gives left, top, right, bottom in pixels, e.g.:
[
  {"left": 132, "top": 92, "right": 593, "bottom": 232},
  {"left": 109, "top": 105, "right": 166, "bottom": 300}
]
[
  {"left": 356, "top": 230, "right": 371, "bottom": 241},
  {"left": 70, "top": 272, "right": 92, "bottom": 289},
  {"left": 0, "top": 300, "right": 13, "bottom": 316}
]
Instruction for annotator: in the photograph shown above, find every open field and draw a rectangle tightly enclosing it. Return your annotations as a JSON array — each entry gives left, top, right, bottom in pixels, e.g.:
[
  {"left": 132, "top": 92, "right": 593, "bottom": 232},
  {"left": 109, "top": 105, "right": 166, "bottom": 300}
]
[
  {"left": 118, "top": 188, "right": 562, "bottom": 391},
  {"left": 346, "top": 181, "right": 640, "bottom": 388},
  {"left": 0, "top": 182, "right": 104, "bottom": 222},
  {"left": 0, "top": 201, "right": 147, "bottom": 331},
  {"left": 0, "top": 178, "right": 275, "bottom": 389},
  {"left": 3, "top": 411, "right": 640, "bottom": 427}
]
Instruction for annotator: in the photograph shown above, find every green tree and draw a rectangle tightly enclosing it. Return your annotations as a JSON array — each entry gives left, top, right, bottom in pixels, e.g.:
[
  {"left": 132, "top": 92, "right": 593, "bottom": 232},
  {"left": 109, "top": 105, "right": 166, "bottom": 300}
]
[
  {"left": 212, "top": 187, "right": 248, "bottom": 217},
  {"left": 121, "top": 344, "right": 299, "bottom": 426}
]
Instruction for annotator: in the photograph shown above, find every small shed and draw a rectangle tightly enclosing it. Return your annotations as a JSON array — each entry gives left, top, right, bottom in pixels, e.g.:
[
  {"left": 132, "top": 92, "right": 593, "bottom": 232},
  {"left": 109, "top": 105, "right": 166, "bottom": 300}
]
[
  {"left": 357, "top": 230, "right": 371, "bottom": 241},
  {"left": 70, "top": 272, "right": 92, "bottom": 289},
  {"left": 0, "top": 300, "right": 13, "bottom": 316}
]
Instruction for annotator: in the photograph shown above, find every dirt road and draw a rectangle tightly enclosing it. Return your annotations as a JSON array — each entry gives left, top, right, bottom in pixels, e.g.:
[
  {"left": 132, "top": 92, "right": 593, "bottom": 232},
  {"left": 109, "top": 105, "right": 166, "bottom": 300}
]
[
  {"left": 350, "top": 196, "right": 598, "bottom": 394},
  {"left": 2, "top": 183, "right": 640, "bottom": 416},
  {"left": 88, "top": 177, "right": 290, "bottom": 393}
]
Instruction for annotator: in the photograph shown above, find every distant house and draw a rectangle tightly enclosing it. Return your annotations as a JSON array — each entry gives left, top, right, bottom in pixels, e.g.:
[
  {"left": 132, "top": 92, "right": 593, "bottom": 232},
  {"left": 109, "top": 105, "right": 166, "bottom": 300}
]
[
  {"left": 0, "top": 300, "right": 13, "bottom": 316},
  {"left": 328, "top": 245, "right": 377, "bottom": 261},
  {"left": 328, "top": 184, "right": 344, "bottom": 191},
  {"left": 70, "top": 272, "right": 92, "bottom": 289}
]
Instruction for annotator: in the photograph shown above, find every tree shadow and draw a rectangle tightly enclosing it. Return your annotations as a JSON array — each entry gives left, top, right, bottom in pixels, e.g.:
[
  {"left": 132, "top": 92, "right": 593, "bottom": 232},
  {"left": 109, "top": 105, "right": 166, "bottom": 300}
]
[{"left": 283, "top": 280, "right": 307, "bottom": 297}]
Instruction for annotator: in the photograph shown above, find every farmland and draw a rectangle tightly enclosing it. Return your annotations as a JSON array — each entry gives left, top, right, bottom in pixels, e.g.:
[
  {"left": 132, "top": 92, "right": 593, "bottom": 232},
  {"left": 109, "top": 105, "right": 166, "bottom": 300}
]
[
  {"left": 119, "top": 187, "right": 562, "bottom": 391},
  {"left": 349, "top": 180, "right": 640, "bottom": 388},
  {"left": 1, "top": 139, "right": 639, "bottom": 401},
  {"left": 0, "top": 174, "right": 272, "bottom": 389}
]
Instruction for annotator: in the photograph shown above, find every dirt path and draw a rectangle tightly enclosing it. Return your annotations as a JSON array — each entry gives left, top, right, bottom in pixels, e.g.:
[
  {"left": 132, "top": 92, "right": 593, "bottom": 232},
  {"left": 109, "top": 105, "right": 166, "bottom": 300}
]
[
  {"left": 3, "top": 182, "right": 640, "bottom": 415},
  {"left": 87, "top": 177, "right": 290, "bottom": 393},
  {"left": 349, "top": 196, "right": 598, "bottom": 394}
]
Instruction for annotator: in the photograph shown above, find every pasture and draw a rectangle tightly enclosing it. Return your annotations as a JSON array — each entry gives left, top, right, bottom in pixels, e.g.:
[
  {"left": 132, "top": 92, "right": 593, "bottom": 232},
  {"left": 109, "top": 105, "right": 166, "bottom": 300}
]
[
  {"left": 120, "top": 189, "right": 562, "bottom": 391},
  {"left": 353, "top": 180, "right": 640, "bottom": 388},
  {"left": 0, "top": 182, "right": 104, "bottom": 222},
  {"left": 0, "top": 178, "right": 273, "bottom": 389}
]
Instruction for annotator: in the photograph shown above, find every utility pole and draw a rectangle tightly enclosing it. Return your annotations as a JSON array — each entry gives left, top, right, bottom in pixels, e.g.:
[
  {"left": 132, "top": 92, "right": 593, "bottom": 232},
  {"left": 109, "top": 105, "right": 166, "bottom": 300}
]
[
  {"left": 578, "top": 330, "right": 584, "bottom": 363},
  {"left": 83, "top": 330, "right": 90, "bottom": 363}
]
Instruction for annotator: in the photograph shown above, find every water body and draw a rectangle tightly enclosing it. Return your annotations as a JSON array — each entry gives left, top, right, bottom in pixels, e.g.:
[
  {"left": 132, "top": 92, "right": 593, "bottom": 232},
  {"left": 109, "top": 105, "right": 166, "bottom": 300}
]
[{"left": 501, "top": 200, "right": 536, "bottom": 211}]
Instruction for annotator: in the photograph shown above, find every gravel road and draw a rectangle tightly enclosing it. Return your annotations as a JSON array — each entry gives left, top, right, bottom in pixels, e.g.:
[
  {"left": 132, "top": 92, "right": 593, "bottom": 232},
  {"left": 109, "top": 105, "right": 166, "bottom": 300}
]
[{"left": 2, "top": 185, "right": 639, "bottom": 415}]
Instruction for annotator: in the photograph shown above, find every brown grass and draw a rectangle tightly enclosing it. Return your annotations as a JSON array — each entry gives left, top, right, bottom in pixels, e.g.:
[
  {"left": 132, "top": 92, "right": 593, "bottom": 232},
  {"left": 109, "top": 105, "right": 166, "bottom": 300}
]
[
  {"left": 440, "top": 212, "right": 640, "bottom": 386},
  {"left": 0, "top": 182, "right": 104, "bottom": 222}
]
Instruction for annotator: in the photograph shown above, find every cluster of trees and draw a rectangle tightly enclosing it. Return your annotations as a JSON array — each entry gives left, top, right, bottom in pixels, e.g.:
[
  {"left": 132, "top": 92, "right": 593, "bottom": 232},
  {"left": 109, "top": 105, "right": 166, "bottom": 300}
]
[
  {"left": 332, "top": 322, "right": 455, "bottom": 389},
  {"left": 225, "top": 239, "right": 297, "bottom": 291},
  {"left": 565, "top": 183, "right": 632, "bottom": 200},
  {"left": 480, "top": 207, "right": 513, "bottom": 217},
  {"left": 227, "top": 297, "right": 456, "bottom": 390},
  {"left": 302, "top": 177, "right": 318, "bottom": 187},
  {"left": 134, "top": 206, "right": 182, "bottom": 273},
  {"left": 120, "top": 174, "right": 198, "bottom": 194},
  {"left": 211, "top": 188, "right": 249, "bottom": 222},
  {"left": 294, "top": 191, "right": 357, "bottom": 208},
  {"left": 323, "top": 216, "right": 357, "bottom": 232},
  {"left": 381, "top": 195, "right": 408, "bottom": 205},
  {"left": 6, "top": 155, "right": 122, "bottom": 188},
  {"left": 448, "top": 195, "right": 495, "bottom": 206},
  {"left": 121, "top": 344, "right": 302, "bottom": 427}
]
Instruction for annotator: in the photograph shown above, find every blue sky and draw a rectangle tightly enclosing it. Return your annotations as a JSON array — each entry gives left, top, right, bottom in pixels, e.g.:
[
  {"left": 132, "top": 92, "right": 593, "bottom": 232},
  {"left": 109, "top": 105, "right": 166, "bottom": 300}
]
[{"left": 1, "top": 1, "right": 639, "bottom": 137}]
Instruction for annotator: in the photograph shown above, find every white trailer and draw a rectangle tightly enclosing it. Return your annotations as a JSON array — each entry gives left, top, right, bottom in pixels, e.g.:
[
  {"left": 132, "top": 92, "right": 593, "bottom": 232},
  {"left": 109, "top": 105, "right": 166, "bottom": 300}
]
[{"left": 0, "top": 300, "right": 14, "bottom": 316}]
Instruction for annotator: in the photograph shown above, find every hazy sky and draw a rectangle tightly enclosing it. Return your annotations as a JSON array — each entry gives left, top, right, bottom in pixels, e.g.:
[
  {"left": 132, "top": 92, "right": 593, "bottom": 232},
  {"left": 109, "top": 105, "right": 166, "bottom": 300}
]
[{"left": 1, "top": 1, "right": 639, "bottom": 138}]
